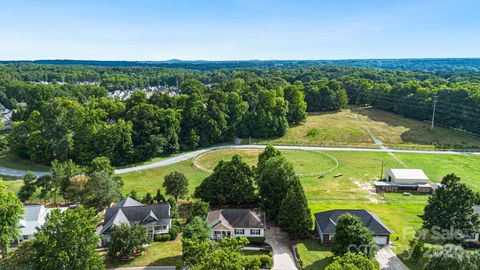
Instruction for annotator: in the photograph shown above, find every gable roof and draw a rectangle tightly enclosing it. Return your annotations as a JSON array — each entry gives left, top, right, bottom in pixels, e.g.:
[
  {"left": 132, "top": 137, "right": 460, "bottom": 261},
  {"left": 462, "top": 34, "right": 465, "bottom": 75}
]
[
  {"left": 114, "top": 197, "right": 144, "bottom": 207},
  {"left": 100, "top": 203, "right": 170, "bottom": 234},
  {"left": 18, "top": 205, "right": 67, "bottom": 236},
  {"left": 207, "top": 209, "right": 266, "bottom": 229},
  {"left": 387, "top": 169, "right": 429, "bottom": 180},
  {"left": 314, "top": 209, "right": 392, "bottom": 235}
]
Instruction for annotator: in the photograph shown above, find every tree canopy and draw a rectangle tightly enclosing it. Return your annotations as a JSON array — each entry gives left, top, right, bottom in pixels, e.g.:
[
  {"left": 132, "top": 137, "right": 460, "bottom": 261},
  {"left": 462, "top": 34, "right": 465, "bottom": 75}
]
[
  {"left": 331, "top": 213, "right": 377, "bottom": 258},
  {"left": 194, "top": 155, "right": 256, "bottom": 205}
]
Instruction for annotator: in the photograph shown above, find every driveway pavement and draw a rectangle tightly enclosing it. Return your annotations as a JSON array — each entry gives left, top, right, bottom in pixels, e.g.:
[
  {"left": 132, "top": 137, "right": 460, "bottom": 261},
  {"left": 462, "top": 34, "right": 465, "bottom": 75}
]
[
  {"left": 375, "top": 246, "right": 410, "bottom": 270},
  {"left": 265, "top": 226, "right": 298, "bottom": 270}
]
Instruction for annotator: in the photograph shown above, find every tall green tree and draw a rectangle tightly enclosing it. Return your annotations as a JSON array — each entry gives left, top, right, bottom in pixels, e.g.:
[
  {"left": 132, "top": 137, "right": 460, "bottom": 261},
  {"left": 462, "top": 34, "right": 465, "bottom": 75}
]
[
  {"left": 0, "top": 180, "right": 23, "bottom": 256},
  {"left": 424, "top": 244, "right": 477, "bottom": 270},
  {"left": 194, "top": 155, "right": 256, "bottom": 205},
  {"left": 188, "top": 200, "right": 210, "bottom": 222},
  {"left": 257, "top": 155, "right": 296, "bottom": 218},
  {"left": 284, "top": 84, "right": 307, "bottom": 124},
  {"left": 84, "top": 171, "right": 122, "bottom": 210},
  {"left": 325, "top": 252, "right": 377, "bottom": 270},
  {"left": 183, "top": 216, "right": 211, "bottom": 241},
  {"left": 332, "top": 214, "right": 377, "bottom": 258},
  {"left": 256, "top": 144, "right": 282, "bottom": 175},
  {"left": 107, "top": 224, "right": 150, "bottom": 259},
  {"left": 423, "top": 174, "right": 480, "bottom": 242},
  {"left": 30, "top": 207, "right": 104, "bottom": 270},
  {"left": 18, "top": 171, "right": 37, "bottom": 202},
  {"left": 163, "top": 171, "right": 189, "bottom": 201},
  {"left": 278, "top": 178, "right": 312, "bottom": 239},
  {"left": 50, "top": 159, "right": 82, "bottom": 204}
]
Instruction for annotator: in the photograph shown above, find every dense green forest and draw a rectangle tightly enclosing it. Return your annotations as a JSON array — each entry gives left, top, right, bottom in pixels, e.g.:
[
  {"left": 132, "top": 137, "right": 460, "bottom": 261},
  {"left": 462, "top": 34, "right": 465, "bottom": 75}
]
[{"left": 1, "top": 62, "right": 480, "bottom": 165}]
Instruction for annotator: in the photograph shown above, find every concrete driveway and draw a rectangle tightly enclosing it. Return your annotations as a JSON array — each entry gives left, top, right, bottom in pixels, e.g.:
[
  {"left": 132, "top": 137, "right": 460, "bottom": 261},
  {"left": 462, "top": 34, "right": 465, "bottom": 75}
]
[
  {"left": 265, "top": 226, "right": 298, "bottom": 270},
  {"left": 375, "top": 246, "right": 410, "bottom": 270}
]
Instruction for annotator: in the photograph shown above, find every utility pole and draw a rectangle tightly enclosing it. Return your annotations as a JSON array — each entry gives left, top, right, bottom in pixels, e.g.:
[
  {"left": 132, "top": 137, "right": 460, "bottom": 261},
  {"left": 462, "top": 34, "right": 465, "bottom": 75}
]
[
  {"left": 380, "top": 159, "right": 384, "bottom": 180},
  {"left": 431, "top": 94, "right": 438, "bottom": 131}
]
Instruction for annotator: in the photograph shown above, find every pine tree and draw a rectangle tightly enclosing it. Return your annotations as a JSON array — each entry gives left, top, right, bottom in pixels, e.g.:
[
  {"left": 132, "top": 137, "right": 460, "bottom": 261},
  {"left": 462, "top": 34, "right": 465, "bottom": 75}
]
[{"left": 278, "top": 178, "right": 312, "bottom": 239}]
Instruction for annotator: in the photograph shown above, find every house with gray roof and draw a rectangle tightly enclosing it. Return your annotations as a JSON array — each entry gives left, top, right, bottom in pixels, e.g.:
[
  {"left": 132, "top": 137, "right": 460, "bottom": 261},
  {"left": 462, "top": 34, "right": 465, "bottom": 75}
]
[
  {"left": 98, "top": 197, "right": 171, "bottom": 246},
  {"left": 314, "top": 209, "right": 392, "bottom": 246},
  {"left": 207, "top": 209, "right": 266, "bottom": 240},
  {"left": 16, "top": 205, "right": 67, "bottom": 243}
]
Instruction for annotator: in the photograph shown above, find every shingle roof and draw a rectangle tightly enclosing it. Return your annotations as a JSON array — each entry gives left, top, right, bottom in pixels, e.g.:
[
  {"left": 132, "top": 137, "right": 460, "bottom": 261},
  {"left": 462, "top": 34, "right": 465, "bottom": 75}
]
[
  {"left": 100, "top": 201, "right": 170, "bottom": 234},
  {"left": 115, "top": 197, "right": 144, "bottom": 207},
  {"left": 18, "top": 205, "right": 67, "bottom": 236},
  {"left": 207, "top": 209, "right": 266, "bottom": 229},
  {"left": 314, "top": 209, "right": 392, "bottom": 235}
]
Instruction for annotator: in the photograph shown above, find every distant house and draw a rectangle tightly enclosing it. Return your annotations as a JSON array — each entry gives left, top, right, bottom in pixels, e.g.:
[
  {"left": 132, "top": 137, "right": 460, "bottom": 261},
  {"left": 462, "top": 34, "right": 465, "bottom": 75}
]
[
  {"left": 375, "top": 169, "right": 433, "bottom": 193},
  {"left": 98, "top": 197, "right": 171, "bottom": 246},
  {"left": 207, "top": 209, "right": 266, "bottom": 240},
  {"left": 314, "top": 209, "right": 392, "bottom": 246},
  {"left": 16, "top": 205, "right": 67, "bottom": 243},
  {"left": 466, "top": 205, "right": 480, "bottom": 243}
]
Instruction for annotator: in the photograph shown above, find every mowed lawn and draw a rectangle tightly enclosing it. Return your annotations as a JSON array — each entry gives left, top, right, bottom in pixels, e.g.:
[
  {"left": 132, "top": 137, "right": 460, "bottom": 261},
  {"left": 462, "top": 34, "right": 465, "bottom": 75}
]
[
  {"left": 195, "top": 149, "right": 338, "bottom": 176},
  {"left": 254, "top": 107, "right": 480, "bottom": 149},
  {"left": 104, "top": 237, "right": 182, "bottom": 268}
]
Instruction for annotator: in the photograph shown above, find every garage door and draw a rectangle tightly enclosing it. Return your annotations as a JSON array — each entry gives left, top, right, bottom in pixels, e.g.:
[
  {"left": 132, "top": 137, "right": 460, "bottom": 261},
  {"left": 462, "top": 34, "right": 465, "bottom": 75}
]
[{"left": 373, "top": 236, "right": 388, "bottom": 245}]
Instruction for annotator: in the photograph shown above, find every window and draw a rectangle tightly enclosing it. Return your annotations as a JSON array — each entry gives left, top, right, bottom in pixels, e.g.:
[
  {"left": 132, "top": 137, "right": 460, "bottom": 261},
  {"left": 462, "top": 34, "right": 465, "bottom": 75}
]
[
  {"left": 154, "top": 225, "right": 167, "bottom": 231},
  {"left": 23, "top": 235, "right": 29, "bottom": 240},
  {"left": 250, "top": 229, "right": 261, "bottom": 236},
  {"left": 234, "top": 229, "right": 245, "bottom": 235}
]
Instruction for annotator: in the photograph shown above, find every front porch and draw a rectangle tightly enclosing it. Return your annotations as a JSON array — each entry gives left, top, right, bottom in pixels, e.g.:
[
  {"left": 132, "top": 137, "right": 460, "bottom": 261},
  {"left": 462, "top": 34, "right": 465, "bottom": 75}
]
[{"left": 211, "top": 230, "right": 232, "bottom": 240}]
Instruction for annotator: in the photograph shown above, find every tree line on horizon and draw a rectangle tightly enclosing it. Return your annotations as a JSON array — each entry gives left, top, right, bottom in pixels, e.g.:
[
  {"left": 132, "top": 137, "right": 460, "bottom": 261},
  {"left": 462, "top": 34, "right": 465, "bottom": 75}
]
[{"left": 1, "top": 64, "right": 480, "bottom": 165}]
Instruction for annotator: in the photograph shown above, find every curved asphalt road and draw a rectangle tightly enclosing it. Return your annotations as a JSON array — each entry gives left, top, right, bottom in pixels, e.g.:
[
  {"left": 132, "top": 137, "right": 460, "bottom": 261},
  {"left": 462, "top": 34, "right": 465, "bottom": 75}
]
[
  {"left": 114, "top": 144, "right": 480, "bottom": 174},
  {"left": 1, "top": 144, "right": 479, "bottom": 177}
]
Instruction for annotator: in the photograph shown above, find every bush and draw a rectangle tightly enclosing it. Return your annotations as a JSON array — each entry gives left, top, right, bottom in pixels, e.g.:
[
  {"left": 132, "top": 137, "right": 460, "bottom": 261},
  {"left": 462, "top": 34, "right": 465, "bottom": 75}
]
[
  {"left": 169, "top": 225, "right": 179, "bottom": 240},
  {"left": 306, "top": 128, "right": 320, "bottom": 137},
  {"left": 259, "top": 255, "right": 272, "bottom": 268},
  {"left": 154, "top": 234, "right": 171, "bottom": 242},
  {"left": 247, "top": 237, "right": 265, "bottom": 244}
]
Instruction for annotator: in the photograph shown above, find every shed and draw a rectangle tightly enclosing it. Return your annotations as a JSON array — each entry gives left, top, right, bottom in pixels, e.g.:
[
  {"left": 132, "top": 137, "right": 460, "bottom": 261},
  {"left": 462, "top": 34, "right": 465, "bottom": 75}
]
[{"left": 384, "top": 169, "right": 429, "bottom": 185}]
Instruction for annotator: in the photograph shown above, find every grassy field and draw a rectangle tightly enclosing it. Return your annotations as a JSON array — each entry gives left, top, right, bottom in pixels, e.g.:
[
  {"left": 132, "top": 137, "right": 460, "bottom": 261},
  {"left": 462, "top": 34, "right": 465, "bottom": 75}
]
[
  {"left": 104, "top": 237, "right": 182, "bottom": 268},
  {"left": 254, "top": 107, "right": 480, "bottom": 149},
  {"left": 195, "top": 149, "right": 337, "bottom": 176},
  {"left": 0, "top": 153, "right": 50, "bottom": 172},
  {"left": 4, "top": 146, "right": 479, "bottom": 269}
]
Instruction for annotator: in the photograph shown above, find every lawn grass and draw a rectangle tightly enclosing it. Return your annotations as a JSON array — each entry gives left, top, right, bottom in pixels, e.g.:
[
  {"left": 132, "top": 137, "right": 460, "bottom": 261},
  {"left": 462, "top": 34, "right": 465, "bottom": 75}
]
[
  {"left": 296, "top": 240, "right": 333, "bottom": 270},
  {"left": 2, "top": 179, "right": 23, "bottom": 194},
  {"left": 195, "top": 149, "right": 337, "bottom": 176},
  {"left": 254, "top": 107, "right": 480, "bottom": 149},
  {"left": 0, "top": 152, "right": 50, "bottom": 172},
  {"left": 120, "top": 160, "right": 209, "bottom": 196},
  {"left": 395, "top": 152, "right": 480, "bottom": 190},
  {"left": 104, "top": 238, "right": 182, "bottom": 268},
  {"left": 253, "top": 109, "right": 375, "bottom": 147}
]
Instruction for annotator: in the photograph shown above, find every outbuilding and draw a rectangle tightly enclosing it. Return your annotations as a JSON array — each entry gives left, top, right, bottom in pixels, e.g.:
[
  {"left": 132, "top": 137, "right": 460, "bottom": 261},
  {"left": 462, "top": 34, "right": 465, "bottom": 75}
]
[{"left": 376, "top": 169, "right": 433, "bottom": 193}]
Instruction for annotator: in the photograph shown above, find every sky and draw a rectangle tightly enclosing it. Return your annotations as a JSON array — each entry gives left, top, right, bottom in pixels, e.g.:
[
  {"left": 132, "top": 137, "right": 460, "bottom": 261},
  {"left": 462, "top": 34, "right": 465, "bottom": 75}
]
[{"left": 1, "top": 0, "right": 480, "bottom": 60}]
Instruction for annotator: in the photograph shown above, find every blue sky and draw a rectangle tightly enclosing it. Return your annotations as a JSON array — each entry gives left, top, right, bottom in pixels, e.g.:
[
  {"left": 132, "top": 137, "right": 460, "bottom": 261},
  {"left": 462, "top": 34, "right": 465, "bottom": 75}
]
[{"left": 1, "top": 0, "right": 479, "bottom": 60}]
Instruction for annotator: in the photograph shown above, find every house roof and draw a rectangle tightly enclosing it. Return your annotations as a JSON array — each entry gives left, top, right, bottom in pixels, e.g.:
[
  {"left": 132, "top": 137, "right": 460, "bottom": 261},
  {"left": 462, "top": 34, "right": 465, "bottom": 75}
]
[
  {"left": 18, "top": 205, "right": 67, "bottom": 236},
  {"left": 114, "top": 197, "right": 144, "bottom": 207},
  {"left": 100, "top": 199, "right": 170, "bottom": 234},
  {"left": 207, "top": 209, "right": 266, "bottom": 229},
  {"left": 387, "top": 169, "right": 429, "bottom": 180},
  {"left": 314, "top": 209, "right": 392, "bottom": 235}
]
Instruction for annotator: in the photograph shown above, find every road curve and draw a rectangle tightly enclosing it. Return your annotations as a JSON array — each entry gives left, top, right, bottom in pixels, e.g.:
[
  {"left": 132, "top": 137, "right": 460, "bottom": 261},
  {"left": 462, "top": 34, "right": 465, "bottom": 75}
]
[
  {"left": 114, "top": 144, "right": 480, "bottom": 174},
  {"left": 1, "top": 144, "right": 479, "bottom": 177}
]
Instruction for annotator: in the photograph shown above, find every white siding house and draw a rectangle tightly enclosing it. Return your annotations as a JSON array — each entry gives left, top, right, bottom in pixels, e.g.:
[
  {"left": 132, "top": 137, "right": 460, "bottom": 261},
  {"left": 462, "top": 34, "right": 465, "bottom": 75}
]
[
  {"left": 16, "top": 205, "right": 67, "bottom": 243},
  {"left": 207, "top": 209, "right": 266, "bottom": 240}
]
